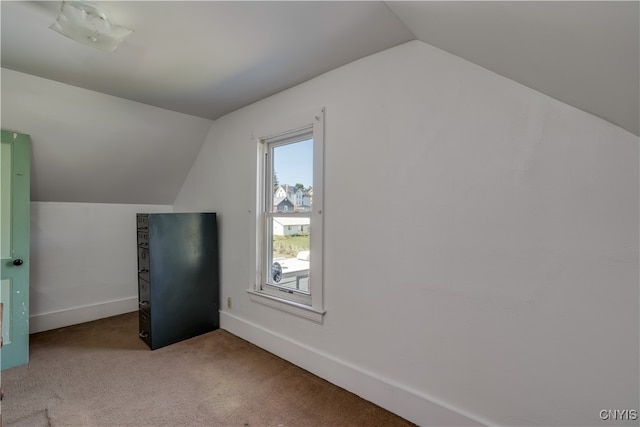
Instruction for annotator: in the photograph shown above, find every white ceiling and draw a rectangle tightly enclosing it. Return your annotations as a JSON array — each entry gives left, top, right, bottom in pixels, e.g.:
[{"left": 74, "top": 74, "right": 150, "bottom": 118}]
[
  {"left": 2, "top": 1, "right": 637, "bottom": 136},
  {"left": 387, "top": 1, "right": 639, "bottom": 137},
  {"left": 0, "top": 1, "right": 638, "bottom": 204},
  {"left": 1, "top": 1, "right": 414, "bottom": 121}
]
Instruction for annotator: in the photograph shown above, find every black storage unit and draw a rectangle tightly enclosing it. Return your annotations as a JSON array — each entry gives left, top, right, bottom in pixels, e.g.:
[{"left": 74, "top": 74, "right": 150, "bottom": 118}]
[{"left": 136, "top": 212, "right": 219, "bottom": 350}]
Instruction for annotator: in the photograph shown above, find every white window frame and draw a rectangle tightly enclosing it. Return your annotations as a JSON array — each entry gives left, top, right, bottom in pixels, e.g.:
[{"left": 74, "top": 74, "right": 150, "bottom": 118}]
[{"left": 247, "top": 108, "right": 325, "bottom": 322}]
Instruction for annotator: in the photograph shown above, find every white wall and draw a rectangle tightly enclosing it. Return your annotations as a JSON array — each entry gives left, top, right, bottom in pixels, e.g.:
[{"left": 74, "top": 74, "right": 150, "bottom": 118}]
[
  {"left": 29, "top": 202, "right": 172, "bottom": 333},
  {"left": 175, "top": 40, "right": 638, "bottom": 426}
]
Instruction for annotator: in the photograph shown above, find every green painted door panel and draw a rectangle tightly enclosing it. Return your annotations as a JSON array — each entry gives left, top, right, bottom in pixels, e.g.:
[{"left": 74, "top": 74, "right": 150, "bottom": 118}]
[{"left": 1, "top": 130, "right": 30, "bottom": 370}]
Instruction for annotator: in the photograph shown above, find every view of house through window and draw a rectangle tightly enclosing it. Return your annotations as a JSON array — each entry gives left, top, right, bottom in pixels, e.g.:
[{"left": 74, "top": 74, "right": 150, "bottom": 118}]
[
  {"left": 267, "top": 138, "right": 313, "bottom": 295},
  {"left": 252, "top": 108, "right": 324, "bottom": 320}
]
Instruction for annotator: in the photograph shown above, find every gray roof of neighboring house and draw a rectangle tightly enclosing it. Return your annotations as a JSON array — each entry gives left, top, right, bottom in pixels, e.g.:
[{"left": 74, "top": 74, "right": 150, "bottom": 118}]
[{"left": 273, "top": 197, "right": 294, "bottom": 206}]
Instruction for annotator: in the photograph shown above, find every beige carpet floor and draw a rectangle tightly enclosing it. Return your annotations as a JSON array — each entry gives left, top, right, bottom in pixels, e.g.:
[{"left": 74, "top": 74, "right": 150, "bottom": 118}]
[{"left": 1, "top": 312, "right": 414, "bottom": 426}]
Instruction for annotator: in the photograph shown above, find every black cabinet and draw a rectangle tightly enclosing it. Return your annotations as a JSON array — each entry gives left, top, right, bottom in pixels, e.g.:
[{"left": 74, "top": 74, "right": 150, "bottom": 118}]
[{"left": 136, "top": 212, "right": 219, "bottom": 349}]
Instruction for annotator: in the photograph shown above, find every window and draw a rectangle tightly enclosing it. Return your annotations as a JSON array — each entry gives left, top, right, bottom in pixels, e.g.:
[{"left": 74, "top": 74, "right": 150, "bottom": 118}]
[{"left": 248, "top": 108, "right": 324, "bottom": 322}]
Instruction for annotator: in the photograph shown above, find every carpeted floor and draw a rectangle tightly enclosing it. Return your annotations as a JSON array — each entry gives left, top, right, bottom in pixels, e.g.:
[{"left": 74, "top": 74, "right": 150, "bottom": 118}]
[{"left": 1, "top": 312, "right": 414, "bottom": 426}]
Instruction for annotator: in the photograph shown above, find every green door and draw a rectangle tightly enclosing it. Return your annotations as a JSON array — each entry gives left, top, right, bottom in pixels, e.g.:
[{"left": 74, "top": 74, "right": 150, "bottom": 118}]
[{"left": 0, "top": 130, "right": 30, "bottom": 370}]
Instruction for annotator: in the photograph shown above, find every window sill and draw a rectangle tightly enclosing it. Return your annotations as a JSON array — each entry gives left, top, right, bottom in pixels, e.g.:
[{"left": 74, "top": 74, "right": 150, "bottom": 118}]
[{"left": 247, "top": 289, "right": 325, "bottom": 323}]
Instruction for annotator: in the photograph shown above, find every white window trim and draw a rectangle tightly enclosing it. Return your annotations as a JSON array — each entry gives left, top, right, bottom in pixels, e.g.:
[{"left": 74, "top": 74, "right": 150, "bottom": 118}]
[{"left": 248, "top": 107, "right": 325, "bottom": 322}]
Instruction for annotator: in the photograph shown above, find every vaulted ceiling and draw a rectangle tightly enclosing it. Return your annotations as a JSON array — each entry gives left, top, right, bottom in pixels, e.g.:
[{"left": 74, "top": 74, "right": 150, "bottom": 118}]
[
  {"left": 1, "top": 1, "right": 638, "bottom": 204},
  {"left": 1, "top": 1, "right": 414, "bottom": 122}
]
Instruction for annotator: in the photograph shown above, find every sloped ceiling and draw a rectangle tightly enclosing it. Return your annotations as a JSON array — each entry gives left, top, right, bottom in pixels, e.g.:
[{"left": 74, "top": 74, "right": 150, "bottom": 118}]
[
  {"left": 2, "top": 1, "right": 414, "bottom": 121},
  {"left": 1, "top": 1, "right": 638, "bottom": 204},
  {"left": 2, "top": 68, "right": 213, "bottom": 204},
  {"left": 387, "top": 1, "right": 639, "bottom": 138},
  {"left": 0, "top": 1, "right": 414, "bottom": 204}
]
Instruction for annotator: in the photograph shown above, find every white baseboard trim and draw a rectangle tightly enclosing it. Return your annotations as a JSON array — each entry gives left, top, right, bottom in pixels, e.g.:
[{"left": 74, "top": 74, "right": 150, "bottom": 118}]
[
  {"left": 220, "top": 310, "right": 489, "bottom": 426},
  {"left": 30, "top": 297, "right": 138, "bottom": 334}
]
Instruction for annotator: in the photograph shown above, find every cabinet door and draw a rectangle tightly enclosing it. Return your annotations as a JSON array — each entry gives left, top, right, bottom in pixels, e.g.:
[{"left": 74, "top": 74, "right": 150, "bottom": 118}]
[
  {"left": 137, "top": 247, "right": 150, "bottom": 282},
  {"left": 138, "top": 279, "right": 151, "bottom": 313},
  {"left": 138, "top": 311, "right": 151, "bottom": 347},
  {"left": 137, "top": 230, "right": 149, "bottom": 248},
  {"left": 137, "top": 215, "right": 148, "bottom": 230}
]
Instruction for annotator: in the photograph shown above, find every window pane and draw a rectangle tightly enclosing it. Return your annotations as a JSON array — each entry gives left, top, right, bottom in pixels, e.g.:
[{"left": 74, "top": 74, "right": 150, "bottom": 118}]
[
  {"left": 269, "top": 217, "right": 310, "bottom": 293},
  {"left": 271, "top": 138, "right": 313, "bottom": 213}
]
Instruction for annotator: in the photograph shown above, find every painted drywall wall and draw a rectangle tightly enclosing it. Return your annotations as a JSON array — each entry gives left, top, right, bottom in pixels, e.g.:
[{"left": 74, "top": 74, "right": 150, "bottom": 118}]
[
  {"left": 29, "top": 202, "right": 172, "bottom": 333},
  {"left": 174, "top": 40, "right": 639, "bottom": 426}
]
